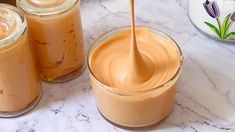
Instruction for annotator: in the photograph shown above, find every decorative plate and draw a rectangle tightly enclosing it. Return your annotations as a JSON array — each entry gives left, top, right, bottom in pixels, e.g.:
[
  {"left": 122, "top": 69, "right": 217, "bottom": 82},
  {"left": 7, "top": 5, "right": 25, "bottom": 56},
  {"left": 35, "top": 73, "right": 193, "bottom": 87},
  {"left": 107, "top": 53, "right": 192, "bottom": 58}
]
[{"left": 188, "top": 0, "right": 235, "bottom": 41}]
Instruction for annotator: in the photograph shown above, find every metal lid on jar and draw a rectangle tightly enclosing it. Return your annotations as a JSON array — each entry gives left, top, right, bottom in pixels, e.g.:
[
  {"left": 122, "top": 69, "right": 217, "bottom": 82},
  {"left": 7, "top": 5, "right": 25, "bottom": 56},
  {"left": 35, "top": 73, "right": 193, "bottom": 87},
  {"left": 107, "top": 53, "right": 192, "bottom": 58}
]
[
  {"left": 0, "top": 4, "right": 26, "bottom": 48},
  {"left": 16, "top": 0, "right": 78, "bottom": 16}
]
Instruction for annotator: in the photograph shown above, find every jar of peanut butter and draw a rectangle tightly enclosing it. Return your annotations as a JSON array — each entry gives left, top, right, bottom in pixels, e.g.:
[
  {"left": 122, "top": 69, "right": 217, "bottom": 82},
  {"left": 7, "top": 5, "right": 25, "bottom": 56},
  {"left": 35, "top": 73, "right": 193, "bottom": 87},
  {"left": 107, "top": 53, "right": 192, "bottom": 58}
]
[
  {"left": 0, "top": 4, "right": 42, "bottom": 117},
  {"left": 88, "top": 27, "right": 183, "bottom": 128},
  {"left": 16, "top": 0, "right": 85, "bottom": 82}
]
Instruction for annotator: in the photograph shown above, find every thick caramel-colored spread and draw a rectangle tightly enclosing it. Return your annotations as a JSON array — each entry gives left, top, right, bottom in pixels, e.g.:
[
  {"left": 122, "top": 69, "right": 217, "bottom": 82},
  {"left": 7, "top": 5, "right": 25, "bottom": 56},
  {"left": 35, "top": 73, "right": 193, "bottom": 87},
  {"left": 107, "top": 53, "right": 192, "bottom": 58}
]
[
  {"left": 0, "top": 7, "right": 41, "bottom": 112},
  {"left": 90, "top": 28, "right": 180, "bottom": 90},
  {"left": 89, "top": 0, "right": 182, "bottom": 127},
  {"left": 20, "top": 0, "right": 85, "bottom": 81}
]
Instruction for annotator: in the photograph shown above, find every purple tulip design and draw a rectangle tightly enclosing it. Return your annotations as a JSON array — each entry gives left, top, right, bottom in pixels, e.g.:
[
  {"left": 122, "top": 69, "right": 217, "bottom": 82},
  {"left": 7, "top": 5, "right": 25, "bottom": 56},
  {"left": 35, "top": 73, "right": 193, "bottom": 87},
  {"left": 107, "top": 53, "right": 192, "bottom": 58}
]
[
  {"left": 203, "top": 0, "right": 219, "bottom": 18},
  {"left": 203, "top": 0, "right": 235, "bottom": 40},
  {"left": 231, "top": 12, "right": 235, "bottom": 21},
  {"left": 227, "top": 12, "right": 235, "bottom": 39}
]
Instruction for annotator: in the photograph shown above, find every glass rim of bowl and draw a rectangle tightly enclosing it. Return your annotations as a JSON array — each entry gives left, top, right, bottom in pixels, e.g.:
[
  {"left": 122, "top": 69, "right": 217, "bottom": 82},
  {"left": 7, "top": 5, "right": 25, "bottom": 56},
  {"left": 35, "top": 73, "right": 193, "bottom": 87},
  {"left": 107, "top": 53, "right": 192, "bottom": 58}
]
[
  {"left": 87, "top": 26, "right": 184, "bottom": 96},
  {"left": 16, "top": 0, "right": 79, "bottom": 16},
  {"left": 0, "top": 3, "right": 27, "bottom": 49}
]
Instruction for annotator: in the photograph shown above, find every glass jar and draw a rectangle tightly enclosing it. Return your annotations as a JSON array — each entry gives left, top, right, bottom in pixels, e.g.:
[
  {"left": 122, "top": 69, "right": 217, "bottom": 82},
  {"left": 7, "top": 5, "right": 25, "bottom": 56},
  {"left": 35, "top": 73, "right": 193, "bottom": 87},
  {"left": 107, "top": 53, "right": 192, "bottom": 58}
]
[
  {"left": 188, "top": 0, "right": 235, "bottom": 42},
  {"left": 17, "top": 0, "right": 85, "bottom": 82},
  {"left": 87, "top": 27, "right": 184, "bottom": 128},
  {"left": 0, "top": 4, "right": 42, "bottom": 117}
]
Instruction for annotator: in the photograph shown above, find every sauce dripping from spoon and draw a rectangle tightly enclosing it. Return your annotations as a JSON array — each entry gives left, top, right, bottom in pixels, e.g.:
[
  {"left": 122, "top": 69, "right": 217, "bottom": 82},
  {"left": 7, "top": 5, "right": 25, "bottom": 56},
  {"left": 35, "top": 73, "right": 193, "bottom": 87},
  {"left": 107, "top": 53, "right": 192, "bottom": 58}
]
[{"left": 112, "top": 0, "right": 154, "bottom": 88}]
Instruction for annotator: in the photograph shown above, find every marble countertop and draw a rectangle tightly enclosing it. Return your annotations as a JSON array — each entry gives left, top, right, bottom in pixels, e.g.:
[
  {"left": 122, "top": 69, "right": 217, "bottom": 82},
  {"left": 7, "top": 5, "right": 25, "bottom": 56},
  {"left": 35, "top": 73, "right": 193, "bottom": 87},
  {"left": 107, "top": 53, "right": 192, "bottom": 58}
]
[{"left": 1, "top": 0, "right": 235, "bottom": 131}]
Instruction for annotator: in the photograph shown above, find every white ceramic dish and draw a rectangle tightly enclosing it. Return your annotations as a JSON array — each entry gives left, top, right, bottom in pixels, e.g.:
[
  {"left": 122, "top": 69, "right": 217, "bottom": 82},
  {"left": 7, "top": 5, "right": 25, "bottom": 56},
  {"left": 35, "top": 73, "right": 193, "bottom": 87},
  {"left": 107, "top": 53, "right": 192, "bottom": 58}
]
[{"left": 188, "top": 0, "right": 235, "bottom": 42}]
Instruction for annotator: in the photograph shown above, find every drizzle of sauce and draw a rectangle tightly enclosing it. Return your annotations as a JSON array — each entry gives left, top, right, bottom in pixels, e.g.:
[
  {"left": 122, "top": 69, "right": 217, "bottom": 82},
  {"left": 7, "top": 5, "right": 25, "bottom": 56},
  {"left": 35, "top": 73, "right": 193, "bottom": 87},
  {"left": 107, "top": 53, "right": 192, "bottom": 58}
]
[
  {"left": 89, "top": 0, "right": 181, "bottom": 90},
  {"left": 89, "top": 0, "right": 182, "bottom": 127},
  {"left": 111, "top": 0, "right": 154, "bottom": 88}
]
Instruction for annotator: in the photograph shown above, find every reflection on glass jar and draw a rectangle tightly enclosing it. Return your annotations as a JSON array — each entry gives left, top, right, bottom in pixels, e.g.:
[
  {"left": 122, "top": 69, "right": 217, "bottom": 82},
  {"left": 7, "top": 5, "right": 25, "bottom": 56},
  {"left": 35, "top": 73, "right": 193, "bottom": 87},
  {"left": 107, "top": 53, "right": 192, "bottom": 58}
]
[
  {"left": 0, "top": 4, "right": 42, "bottom": 117},
  {"left": 17, "top": 0, "right": 85, "bottom": 82},
  {"left": 88, "top": 27, "right": 183, "bottom": 128}
]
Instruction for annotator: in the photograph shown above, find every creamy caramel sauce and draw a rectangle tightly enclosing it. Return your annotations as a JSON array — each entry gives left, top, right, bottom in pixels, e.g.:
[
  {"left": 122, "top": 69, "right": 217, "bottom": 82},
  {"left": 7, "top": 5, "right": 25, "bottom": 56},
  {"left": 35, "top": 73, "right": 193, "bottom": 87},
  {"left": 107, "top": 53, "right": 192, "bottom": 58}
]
[
  {"left": 109, "top": 0, "right": 154, "bottom": 89},
  {"left": 90, "top": 27, "right": 180, "bottom": 90},
  {"left": 89, "top": 27, "right": 182, "bottom": 127},
  {"left": 0, "top": 31, "right": 41, "bottom": 112},
  {"left": 90, "top": 0, "right": 180, "bottom": 90},
  {"left": 88, "top": 0, "right": 182, "bottom": 127},
  {"left": 21, "top": 0, "right": 85, "bottom": 81},
  {"left": 0, "top": 6, "right": 41, "bottom": 112}
]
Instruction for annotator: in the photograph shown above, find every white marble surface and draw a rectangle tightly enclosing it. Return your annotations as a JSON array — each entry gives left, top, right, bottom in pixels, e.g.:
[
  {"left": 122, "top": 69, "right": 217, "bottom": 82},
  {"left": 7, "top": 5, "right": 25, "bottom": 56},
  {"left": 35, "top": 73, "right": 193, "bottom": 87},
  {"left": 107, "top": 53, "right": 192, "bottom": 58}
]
[{"left": 1, "top": 0, "right": 235, "bottom": 131}]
